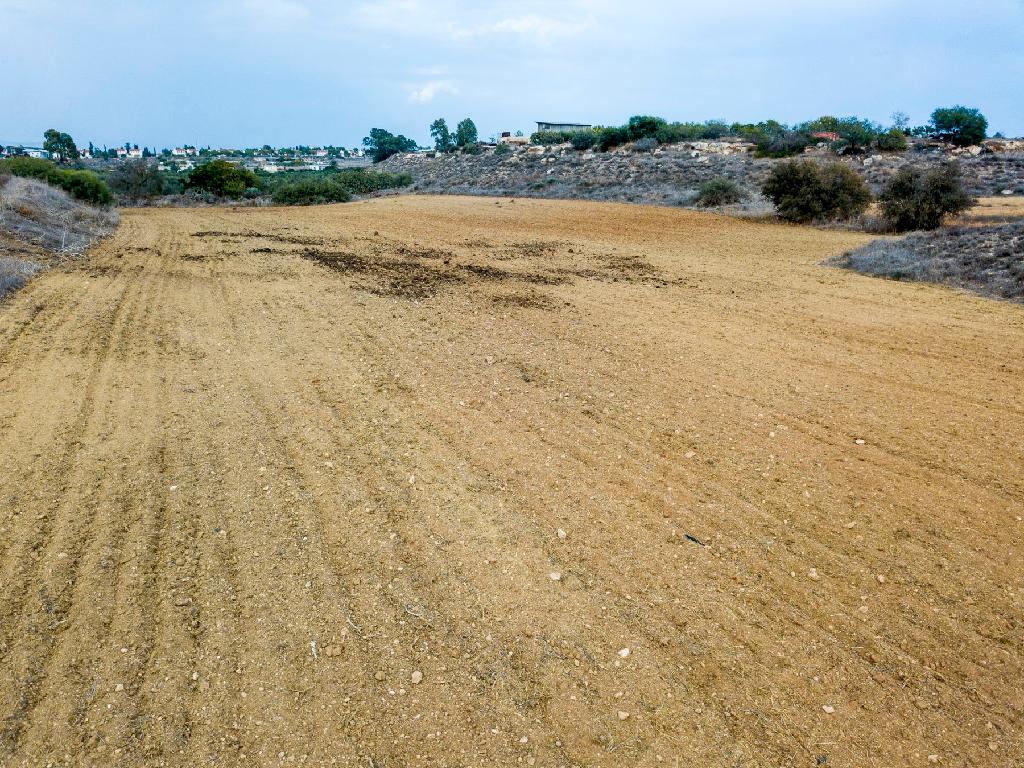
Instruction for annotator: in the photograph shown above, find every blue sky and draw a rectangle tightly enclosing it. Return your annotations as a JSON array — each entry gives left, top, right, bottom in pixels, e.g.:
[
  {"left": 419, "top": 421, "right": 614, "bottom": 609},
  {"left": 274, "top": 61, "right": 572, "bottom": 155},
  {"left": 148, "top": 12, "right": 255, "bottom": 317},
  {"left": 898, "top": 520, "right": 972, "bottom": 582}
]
[{"left": 2, "top": 0, "right": 1022, "bottom": 148}]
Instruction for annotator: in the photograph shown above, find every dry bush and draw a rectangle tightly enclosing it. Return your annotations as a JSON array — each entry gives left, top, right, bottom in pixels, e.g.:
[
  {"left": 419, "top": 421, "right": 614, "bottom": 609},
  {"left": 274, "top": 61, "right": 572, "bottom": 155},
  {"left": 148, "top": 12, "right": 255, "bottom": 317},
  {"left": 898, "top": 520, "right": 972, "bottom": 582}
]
[
  {"left": 833, "top": 221, "right": 1024, "bottom": 302},
  {"left": 0, "top": 176, "right": 118, "bottom": 253},
  {"left": 0, "top": 256, "right": 42, "bottom": 301}
]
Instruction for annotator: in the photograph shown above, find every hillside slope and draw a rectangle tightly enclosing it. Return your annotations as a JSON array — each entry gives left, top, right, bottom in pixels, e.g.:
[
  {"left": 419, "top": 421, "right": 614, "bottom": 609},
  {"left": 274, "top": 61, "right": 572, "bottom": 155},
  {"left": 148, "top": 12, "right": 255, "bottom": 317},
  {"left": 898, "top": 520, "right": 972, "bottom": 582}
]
[
  {"left": 0, "top": 175, "right": 118, "bottom": 300},
  {"left": 381, "top": 140, "right": 1024, "bottom": 207}
]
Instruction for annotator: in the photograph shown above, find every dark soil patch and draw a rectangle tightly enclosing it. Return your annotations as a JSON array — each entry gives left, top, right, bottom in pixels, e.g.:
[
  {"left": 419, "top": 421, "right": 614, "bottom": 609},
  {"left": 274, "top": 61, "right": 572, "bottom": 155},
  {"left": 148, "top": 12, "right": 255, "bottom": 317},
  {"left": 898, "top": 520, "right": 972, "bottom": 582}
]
[{"left": 301, "top": 249, "right": 464, "bottom": 299}]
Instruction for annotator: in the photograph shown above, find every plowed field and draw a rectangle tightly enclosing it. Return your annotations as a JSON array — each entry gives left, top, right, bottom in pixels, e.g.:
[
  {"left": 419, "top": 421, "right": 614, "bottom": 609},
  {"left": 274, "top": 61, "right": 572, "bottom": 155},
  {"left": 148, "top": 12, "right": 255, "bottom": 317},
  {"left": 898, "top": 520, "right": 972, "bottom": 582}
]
[{"left": 1, "top": 196, "right": 1022, "bottom": 767}]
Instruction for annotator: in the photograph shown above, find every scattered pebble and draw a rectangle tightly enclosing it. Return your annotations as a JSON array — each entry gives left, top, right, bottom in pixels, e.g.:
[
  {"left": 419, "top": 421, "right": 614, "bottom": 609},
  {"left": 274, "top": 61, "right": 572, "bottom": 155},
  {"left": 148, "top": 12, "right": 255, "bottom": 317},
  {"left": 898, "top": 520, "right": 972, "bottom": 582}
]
[
  {"left": 549, "top": 572, "right": 562, "bottom": 581},
  {"left": 411, "top": 670, "right": 423, "bottom": 684},
  {"left": 808, "top": 568, "right": 820, "bottom": 581},
  {"left": 374, "top": 670, "right": 386, "bottom": 682},
  {"left": 617, "top": 647, "right": 631, "bottom": 658},
  {"left": 617, "top": 710, "right": 630, "bottom": 721},
  {"left": 822, "top": 705, "right": 835, "bottom": 714},
  {"left": 684, "top": 450, "right": 696, "bottom": 459},
  {"left": 876, "top": 575, "right": 887, "bottom": 584},
  {"left": 854, "top": 439, "right": 866, "bottom": 445},
  {"left": 325, "top": 645, "right": 342, "bottom": 658},
  {"left": 556, "top": 528, "right": 567, "bottom": 540}
]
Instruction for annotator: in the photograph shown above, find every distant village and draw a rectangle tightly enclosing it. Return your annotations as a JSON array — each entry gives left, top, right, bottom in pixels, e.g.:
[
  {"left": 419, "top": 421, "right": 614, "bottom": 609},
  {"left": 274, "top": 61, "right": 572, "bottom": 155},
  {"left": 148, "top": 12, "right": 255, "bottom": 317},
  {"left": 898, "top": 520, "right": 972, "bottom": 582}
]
[{"left": 0, "top": 142, "right": 370, "bottom": 173}]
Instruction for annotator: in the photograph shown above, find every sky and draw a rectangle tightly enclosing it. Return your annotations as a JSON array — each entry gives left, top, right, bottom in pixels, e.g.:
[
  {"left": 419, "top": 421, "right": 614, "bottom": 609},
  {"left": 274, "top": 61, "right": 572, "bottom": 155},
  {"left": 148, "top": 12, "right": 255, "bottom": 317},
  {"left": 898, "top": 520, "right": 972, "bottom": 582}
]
[{"left": 2, "top": 0, "right": 1022, "bottom": 149}]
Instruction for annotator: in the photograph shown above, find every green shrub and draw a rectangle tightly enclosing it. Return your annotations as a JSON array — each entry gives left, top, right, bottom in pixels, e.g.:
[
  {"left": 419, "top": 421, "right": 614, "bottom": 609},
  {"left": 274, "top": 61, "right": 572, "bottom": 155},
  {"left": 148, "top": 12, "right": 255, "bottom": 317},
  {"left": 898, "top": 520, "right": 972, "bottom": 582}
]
[
  {"left": 762, "top": 160, "right": 872, "bottom": 222},
  {"left": 494, "top": 143, "right": 512, "bottom": 156},
  {"left": 269, "top": 169, "right": 411, "bottom": 205},
  {"left": 626, "top": 115, "right": 666, "bottom": 140},
  {"left": 755, "top": 131, "right": 813, "bottom": 158},
  {"left": 570, "top": 130, "right": 597, "bottom": 150},
  {"left": 531, "top": 130, "right": 575, "bottom": 145},
  {"left": 0, "top": 156, "right": 56, "bottom": 181},
  {"left": 272, "top": 178, "right": 352, "bottom": 205},
  {"left": 58, "top": 170, "right": 114, "bottom": 206},
  {"left": 876, "top": 128, "right": 909, "bottom": 152},
  {"left": 693, "top": 178, "right": 743, "bottom": 207},
  {"left": 597, "top": 126, "right": 630, "bottom": 151},
  {"left": 0, "top": 156, "right": 113, "bottom": 205},
  {"left": 184, "top": 160, "right": 260, "bottom": 198},
  {"left": 333, "top": 168, "right": 412, "bottom": 194},
  {"left": 878, "top": 162, "right": 974, "bottom": 231},
  {"left": 930, "top": 106, "right": 987, "bottom": 147}
]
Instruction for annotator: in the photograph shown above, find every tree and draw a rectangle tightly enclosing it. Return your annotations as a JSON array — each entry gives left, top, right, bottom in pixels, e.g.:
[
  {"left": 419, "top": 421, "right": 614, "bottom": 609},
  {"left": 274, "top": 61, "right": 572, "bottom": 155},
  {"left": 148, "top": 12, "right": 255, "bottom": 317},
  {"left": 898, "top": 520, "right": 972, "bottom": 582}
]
[
  {"left": 108, "top": 159, "right": 165, "bottom": 199},
  {"left": 762, "top": 160, "right": 872, "bottom": 223},
  {"left": 183, "top": 160, "right": 259, "bottom": 198},
  {"left": 430, "top": 118, "right": 455, "bottom": 153},
  {"left": 454, "top": 118, "right": 478, "bottom": 148},
  {"left": 43, "top": 129, "right": 79, "bottom": 163},
  {"left": 878, "top": 162, "right": 974, "bottom": 231},
  {"left": 930, "top": 106, "right": 987, "bottom": 147},
  {"left": 891, "top": 111, "right": 910, "bottom": 133},
  {"left": 362, "top": 128, "right": 417, "bottom": 163},
  {"left": 626, "top": 115, "right": 666, "bottom": 140}
]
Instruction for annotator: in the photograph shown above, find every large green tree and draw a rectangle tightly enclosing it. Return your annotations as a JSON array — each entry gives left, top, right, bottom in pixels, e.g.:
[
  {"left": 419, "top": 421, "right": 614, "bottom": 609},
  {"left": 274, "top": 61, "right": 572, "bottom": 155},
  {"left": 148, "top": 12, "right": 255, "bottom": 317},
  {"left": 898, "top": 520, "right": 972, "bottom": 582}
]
[
  {"left": 930, "top": 106, "right": 987, "bottom": 147},
  {"left": 183, "top": 160, "right": 259, "bottom": 198},
  {"left": 42, "top": 129, "right": 79, "bottom": 162},
  {"left": 362, "top": 128, "right": 417, "bottom": 163},
  {"left": 430, "top": 118, "right": 455, "bottom": 153},
  {"left": 454, "top": 118, "right": 478, "bottom": 148}
]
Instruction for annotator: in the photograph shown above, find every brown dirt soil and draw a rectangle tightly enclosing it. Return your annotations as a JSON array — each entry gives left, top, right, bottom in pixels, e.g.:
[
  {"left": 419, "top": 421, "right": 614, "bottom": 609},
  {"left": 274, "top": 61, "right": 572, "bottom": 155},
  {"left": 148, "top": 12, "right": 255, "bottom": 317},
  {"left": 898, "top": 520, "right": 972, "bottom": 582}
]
[{"left": 1, "top": 195, "right": 1022, "bottom": 767}]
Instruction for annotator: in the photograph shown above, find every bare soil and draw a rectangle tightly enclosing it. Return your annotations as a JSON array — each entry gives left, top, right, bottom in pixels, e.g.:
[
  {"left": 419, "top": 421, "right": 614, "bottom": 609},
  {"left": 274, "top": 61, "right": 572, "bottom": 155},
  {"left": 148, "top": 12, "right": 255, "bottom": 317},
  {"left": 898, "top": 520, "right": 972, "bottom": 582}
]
[{"left": 1, "top": 196, "right": 1022, "bottom": 767}]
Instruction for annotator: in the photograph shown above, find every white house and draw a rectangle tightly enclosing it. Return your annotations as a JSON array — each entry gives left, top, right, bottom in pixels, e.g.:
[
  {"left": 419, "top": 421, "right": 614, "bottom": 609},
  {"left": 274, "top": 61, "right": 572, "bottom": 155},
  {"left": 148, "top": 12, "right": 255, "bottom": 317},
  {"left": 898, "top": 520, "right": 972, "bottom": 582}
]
[
  {"left": 536, "top": 121, "right": 591, "bottom": 133},
  {"left": 171, "top": 147, "right": 199, "bottom": 157}
]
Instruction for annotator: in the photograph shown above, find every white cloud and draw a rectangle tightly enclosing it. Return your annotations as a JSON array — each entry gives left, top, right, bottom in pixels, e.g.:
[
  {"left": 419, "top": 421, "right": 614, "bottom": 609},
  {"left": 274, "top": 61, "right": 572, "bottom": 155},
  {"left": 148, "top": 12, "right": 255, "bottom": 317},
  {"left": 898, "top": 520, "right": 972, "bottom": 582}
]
[
  {"left": 352, "top": 0, "right": 594, "bottom": 45},
  {"left": 459, "top": 13, "right": 593, "bottom": 41},
  {"left": 407, "top": 80, "right": 459, "bottom": 103}
]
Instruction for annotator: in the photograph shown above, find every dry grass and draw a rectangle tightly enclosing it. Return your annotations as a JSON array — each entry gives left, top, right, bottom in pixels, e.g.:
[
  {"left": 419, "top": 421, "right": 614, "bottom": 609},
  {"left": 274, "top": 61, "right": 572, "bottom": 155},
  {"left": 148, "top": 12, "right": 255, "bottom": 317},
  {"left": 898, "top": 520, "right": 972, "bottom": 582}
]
[{"left": 0, "top": 175, "right": 118, "bottom": 253}]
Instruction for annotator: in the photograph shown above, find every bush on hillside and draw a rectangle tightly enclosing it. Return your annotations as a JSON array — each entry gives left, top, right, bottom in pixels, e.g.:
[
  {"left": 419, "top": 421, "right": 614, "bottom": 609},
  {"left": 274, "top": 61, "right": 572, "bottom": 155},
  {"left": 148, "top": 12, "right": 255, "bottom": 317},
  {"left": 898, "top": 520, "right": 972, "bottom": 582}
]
[
  {"left": 876, "top": 128, "right": 909, "bottom": 152},
  {"left": 570, "top": 131, "right": 597, "bottom": 150},
  {"left": 183, "top": 160, "right": 260, "bottom": 198},
  {"left": 693, "top": 178, "right": 743, "bottom": 207},
  {"left": 762, "top": 160, "right": 872, "bottom": 222},
  {"left": 633, "top": 137, "right": 658, "bottom": 152},
  {"left": 597, "top": 126, "right": 630, "bottom": 151},
  {"left": 755, "top": 131, "right": 813, "bottom": 158},
  {"left": 0, "top": 156, "right": 113, "bottom": 206},
  {"left": 878, "top": 162, "right": 974, "bottom": 231},
  {"left": 531, "top": 130, "right": 575, "bottom": 145},
  {"left": 626, "top": 115, "right": 666, "bottom": 141}
]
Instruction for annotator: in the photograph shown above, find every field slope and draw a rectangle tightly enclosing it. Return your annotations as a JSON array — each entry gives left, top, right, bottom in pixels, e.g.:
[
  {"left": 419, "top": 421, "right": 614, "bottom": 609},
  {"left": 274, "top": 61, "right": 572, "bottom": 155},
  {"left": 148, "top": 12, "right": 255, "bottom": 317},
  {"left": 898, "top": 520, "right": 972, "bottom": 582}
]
[{"left": 1, "top": 196, "right": 1021, "bottom": 767}]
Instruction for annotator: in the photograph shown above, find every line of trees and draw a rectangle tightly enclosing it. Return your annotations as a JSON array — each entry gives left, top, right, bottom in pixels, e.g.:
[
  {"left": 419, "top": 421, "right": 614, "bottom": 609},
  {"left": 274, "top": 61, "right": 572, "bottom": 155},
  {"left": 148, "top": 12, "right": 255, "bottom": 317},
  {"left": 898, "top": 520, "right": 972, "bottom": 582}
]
[
  {"left": 528, "top": 106, "right": 991, "bottom": 155},
  {"left": 429, "top": 118, "right": 478, "bottom": 153}
]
